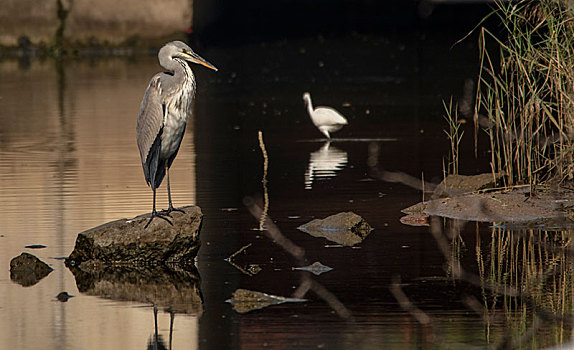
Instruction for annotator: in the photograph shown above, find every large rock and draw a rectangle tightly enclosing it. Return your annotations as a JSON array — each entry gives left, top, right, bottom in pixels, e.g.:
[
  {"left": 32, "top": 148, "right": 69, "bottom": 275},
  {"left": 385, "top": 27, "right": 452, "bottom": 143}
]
[
  {"left": 10, "top": 252, "right": 53, "bottom": 287},
  {"left": 68, "top": 262, "right": 202, "bottom": 314},
  {"left": 67, "top": 205, "right": 202, "bottom": 266},
  {"left": 297, "top": 212, "right": 372, "bottom": 246}
]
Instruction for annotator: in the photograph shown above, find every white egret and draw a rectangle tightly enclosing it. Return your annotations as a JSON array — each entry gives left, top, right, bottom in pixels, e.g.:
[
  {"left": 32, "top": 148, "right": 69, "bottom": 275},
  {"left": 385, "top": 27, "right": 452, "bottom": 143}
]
[{"left": 302, "top": 92, "right": 348, "bottom": 139}]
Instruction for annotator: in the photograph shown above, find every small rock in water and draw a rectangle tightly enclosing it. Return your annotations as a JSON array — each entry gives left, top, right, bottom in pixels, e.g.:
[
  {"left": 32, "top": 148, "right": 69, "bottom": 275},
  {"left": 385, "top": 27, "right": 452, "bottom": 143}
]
[
  {"left": 399, "top": 213, "right": 430, "bottom": 227},
  {"left": 247, "top": 264, "right": 262, "bottom": 275},
  {"left": 25, "top": 244, "right": 47, "bottom": 249},
  {"left": 293, "top": 261, "right": 333, "bottom": 275},
  {"left": 401, "top": 202, "right": 427, "bottom": 215},
  {"left": 297, "top": 212, "right": 372, "bottom": 246},
  {"left": 56, "top": 292, "right": 74, "bottom": 302},
  {"left": 226, "top": 289, "right": 307, "bottom": 314},
  {"left": 10, "top": 252, "right": 53, "bottom": 287}
]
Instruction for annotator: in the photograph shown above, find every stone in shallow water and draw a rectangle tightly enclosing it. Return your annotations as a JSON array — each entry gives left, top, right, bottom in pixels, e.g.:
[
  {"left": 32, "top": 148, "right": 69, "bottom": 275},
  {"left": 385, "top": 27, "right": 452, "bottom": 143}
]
[
  {"left": 226, "top": 289, "right": 307, "bottom": 314},
  {"left": 56, "top": 292, "right": 74, "bottom": 302},
  {"left": 293, "top": 261, "right": 333, "bottom": 275},
  {"left": 297, "top": 212, "right": 372, "bottom": 246},
  {"left": 10, "top": 252, "right": 53, "bottom": 287},
  {"left": 66, "top": 205, "right": 202, "bottom": 265}
]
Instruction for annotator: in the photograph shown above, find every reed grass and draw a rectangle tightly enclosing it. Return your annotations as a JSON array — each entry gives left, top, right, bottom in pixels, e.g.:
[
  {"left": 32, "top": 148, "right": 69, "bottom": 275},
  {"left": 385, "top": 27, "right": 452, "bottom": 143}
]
[
  {"left": 475, "top": 0, "right": 574, "bottom": 189},
  {"left": 443, "top": 98, "right": 464, "bottom": 176}
]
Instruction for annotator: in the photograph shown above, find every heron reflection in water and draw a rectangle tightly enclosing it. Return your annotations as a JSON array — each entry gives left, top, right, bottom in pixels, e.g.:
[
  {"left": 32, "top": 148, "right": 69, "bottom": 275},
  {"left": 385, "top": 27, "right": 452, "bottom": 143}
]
[
  {"left": 304, "top": 141, "right": 348, "bottom": 189},
  {"left": 303, "top": 92, "right": 348, "bottom": 139},
  {"left": 137, "top": 41, "right": 217, "bottom": 228}
]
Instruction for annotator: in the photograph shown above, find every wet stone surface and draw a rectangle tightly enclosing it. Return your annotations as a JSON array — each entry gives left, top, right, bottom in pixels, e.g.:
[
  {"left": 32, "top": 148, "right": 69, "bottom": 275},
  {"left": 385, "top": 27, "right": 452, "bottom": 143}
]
[
  {"left": 66, "top": 206, "right": 202, "bottom": 266},
  {"left": 10, "top": 252, "right": 53, "bottom": 287},
  {"left": 297, "top": 211, "right": 372, "bottom": 246},
  {"left": 293, "top": 261, "right": 333, "bottom": 275},
  {"left": 423, "top": 188, "right": 574, "bottom": 224},
  {"left": 226, "top": 288, "right": 307, "bottom": 314}
]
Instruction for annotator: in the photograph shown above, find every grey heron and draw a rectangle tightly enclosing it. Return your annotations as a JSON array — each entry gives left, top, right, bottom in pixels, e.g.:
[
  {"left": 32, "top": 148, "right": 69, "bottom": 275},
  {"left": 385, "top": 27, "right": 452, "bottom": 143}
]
[
  {"left": 137, "top": 41, "right": 217, "bottom": 228},
  {"left": 303, "top": 92, "right": 348, "bottom": 139}
]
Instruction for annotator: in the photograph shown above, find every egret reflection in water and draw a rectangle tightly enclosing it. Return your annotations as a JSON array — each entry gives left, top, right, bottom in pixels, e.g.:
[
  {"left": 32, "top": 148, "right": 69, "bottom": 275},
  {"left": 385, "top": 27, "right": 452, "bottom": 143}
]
[{"left": 304, "top": 141, "right": 348, "bottom": 189}]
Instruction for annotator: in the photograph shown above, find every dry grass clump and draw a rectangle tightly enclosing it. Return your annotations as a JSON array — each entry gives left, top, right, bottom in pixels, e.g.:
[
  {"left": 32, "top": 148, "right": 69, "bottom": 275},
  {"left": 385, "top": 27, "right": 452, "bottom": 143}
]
[{"left": 475, "top": 0, "right": 574, "bottom": 189}]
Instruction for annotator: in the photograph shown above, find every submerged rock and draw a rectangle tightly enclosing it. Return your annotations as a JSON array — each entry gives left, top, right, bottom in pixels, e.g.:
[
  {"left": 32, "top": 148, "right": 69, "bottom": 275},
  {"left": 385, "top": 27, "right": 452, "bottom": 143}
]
[
  {"left": 401, "top": 201, "right": 427, "bottom": 215},
  {"left": 293, "top": 261, "right": 333, "bottom": 275},
  {"left": 24, "top": 244, "right": 47, "bottom": 249},
  {"left": 67, "top": 205, "right": 202, "bottom": 266},
  {"left": 68, "top": 262, "right": 202, "bottom": 314},
  {"left": 400, "top": 202, "right": 430, "bottom": 227},
  {"left": 226, "top": 288, "right": 307, "bottom": 314},
  {"left": 297, "top": 212, "right": 372, "bottom": 246},
  {"left": 399, "top": 213, "right": 430, "bottom": 227},
  {"left": 10, "top": 252, "right": 53, "bottom": 287}
]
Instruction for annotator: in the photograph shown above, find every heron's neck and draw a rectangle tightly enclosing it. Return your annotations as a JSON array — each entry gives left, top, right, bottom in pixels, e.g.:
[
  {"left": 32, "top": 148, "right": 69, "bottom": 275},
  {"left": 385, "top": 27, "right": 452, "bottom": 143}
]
[
  {"left": 305, "top": 97, "right": 314, "bottom": 115},
  {"left": 172, "top": 59, "right": 194, "bottom": 83},
  {"left": 162, "top": 58, "right": 196, "bottom": 100}
]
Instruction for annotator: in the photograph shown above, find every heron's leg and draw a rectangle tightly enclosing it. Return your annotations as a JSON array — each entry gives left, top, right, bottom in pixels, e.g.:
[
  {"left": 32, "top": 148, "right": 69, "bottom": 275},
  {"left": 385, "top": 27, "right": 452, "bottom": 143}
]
[
  {"left": 153, "top": 306, "right": 159, "bottom": 348},
  {"left": 169, "top": 311, "right": 174, "bottom": 350},
  {"left": 165, "top": 166, "right": 185, "bottom": 214},
  {"left": 145, "top": 187, "right": 173, "bottom": 228}
]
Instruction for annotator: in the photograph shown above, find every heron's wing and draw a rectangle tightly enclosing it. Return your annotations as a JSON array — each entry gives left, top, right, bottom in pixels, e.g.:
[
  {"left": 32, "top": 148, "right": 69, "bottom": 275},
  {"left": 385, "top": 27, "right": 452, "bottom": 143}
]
[
  {"left": 313, "top": 107, "right": 348, "bottom": 126},
  {"left": 137, "top": 76, "right": 165, "bottom": 183}
]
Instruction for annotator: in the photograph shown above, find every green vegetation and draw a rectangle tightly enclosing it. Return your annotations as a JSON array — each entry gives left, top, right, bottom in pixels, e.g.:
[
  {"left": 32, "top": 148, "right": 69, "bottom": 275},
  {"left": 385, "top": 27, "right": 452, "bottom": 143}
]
[
  {"left": 443, "top": 98, "right": 464, "bottom": 176},
  {"left": 475, "top": 0, "right": 574, "bottom": 189}
]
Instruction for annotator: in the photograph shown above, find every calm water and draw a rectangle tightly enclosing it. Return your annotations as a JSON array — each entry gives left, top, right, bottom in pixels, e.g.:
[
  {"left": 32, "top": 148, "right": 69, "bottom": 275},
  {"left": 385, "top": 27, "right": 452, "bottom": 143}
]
[{"left": 1, "top": 32, "right": 571, "bottom": 349}]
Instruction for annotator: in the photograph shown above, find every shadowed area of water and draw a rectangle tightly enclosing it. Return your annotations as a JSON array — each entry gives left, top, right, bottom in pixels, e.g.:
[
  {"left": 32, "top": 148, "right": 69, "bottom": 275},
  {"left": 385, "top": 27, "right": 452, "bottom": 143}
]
[{"left": 1, "top": 30, "right": 572, "bottom": 349}]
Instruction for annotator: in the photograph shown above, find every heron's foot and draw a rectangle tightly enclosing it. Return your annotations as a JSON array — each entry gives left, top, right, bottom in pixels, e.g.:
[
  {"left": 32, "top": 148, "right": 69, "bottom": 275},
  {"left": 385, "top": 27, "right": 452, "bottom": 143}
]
[
  {"left": 160, "top": 206, "right": 185, "bottom": 216},
  {"left": 169, "top": 206, "right": 186, "bottom": 214},
  {"left": 144, "top": 211, "right": 173, "bottom": 229}
]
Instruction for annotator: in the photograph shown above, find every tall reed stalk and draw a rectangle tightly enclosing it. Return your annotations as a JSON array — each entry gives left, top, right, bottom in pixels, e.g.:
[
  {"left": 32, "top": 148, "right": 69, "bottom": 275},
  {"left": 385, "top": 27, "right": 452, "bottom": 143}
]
[
  {"left": 443, "top": 98, "right": 464, "bottom": 176},
  {"left": 475, "top": 0, "right": 574, "bottom": 189}
]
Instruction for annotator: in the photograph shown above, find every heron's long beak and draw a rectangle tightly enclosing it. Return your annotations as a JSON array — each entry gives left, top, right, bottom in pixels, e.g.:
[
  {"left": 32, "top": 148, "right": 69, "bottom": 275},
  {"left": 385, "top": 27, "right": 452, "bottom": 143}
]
[{"left": 184, "top": 50, "right": 218, "bottom": 71}]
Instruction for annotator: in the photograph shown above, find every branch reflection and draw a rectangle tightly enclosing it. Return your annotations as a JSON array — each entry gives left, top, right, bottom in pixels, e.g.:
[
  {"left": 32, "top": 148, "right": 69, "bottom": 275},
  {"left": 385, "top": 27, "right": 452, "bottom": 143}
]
[{"left": 244, "top": 196, "right": 353, "bottom": 320}]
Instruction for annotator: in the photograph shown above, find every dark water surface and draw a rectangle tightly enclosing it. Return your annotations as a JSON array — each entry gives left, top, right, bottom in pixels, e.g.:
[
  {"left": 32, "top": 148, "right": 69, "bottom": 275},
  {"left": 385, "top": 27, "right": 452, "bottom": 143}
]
[{"left": 1, "top": 31, "right": 570, "bottom": 349}]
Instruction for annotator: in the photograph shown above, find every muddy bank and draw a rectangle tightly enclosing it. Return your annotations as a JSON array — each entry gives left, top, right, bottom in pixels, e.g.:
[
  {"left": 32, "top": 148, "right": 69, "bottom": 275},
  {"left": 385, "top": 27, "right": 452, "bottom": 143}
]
[
  {"left": 402, "top": 174, "right": 574, "bottom": 226},
  {"left": 0, "top": 0, "right": 191, "bottom": 47}
]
